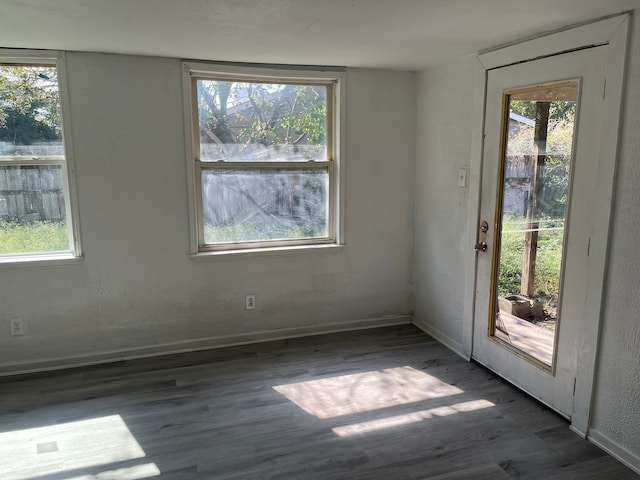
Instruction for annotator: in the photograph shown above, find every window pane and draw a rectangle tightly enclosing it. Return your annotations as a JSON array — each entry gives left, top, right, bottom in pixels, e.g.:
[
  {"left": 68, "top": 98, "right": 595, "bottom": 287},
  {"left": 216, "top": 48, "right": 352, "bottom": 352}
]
[
  {"left": 1, "top": 64, "right": 71, "bottom": 257},
  {"left": 0, "top": 165, "right": 70, "bottom": 254},
  {"left": 202, "top": 168, "right": 329, "bottom": 244},
  {"left": 196, "top": 80, "right": 327, "bottom": 162},
  {"left": 0, "top": 65, "right": 63, "bottom": 156}
]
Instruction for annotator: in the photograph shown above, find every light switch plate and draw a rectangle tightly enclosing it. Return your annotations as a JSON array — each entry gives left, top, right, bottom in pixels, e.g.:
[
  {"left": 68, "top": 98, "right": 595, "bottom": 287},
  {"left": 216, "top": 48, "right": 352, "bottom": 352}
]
[{"left": 457, "top": 167, "right": 468, "bottom": 187}]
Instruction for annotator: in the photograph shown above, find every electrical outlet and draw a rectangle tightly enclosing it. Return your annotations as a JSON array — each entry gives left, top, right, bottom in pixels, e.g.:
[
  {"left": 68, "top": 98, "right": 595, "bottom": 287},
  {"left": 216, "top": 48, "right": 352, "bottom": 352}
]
[
  {"left": 10, "top": 318, "right": 24, "bottom": 336},
  {"left": 245, "top": 295, "right": 256, "bottom": 310}
]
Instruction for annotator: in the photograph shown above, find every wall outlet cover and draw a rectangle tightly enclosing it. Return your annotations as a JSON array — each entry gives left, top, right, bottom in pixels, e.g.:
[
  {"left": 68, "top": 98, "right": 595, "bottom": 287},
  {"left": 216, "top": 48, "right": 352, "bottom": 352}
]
[
  {"left": 10, "top": 318, "right": 24, "bottom": 336},
  {"left": 245, "top": 295, "right": 256, "bottom": 310}
]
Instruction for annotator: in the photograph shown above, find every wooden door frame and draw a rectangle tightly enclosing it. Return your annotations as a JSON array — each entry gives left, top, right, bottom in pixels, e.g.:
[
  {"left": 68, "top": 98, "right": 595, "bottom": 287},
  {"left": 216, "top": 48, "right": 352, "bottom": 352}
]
[{"left": 462, "top": 14, "right": 630, "bottom": 436}]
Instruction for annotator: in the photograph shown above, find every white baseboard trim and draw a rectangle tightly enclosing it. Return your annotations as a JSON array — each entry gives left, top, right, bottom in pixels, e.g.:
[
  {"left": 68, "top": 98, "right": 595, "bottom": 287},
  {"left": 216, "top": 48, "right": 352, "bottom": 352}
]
[
  {"left": 569, "top": 424, "right": 587, "bottom": 439},
  {"left": 0, "top": 315, "right": 411, "bottom": 377},
  {"left": 412, "top": 317, "right": 469, "bottom": 361},
  {"left": 588, "top": 429, "right": 640, "bottom": 475}
]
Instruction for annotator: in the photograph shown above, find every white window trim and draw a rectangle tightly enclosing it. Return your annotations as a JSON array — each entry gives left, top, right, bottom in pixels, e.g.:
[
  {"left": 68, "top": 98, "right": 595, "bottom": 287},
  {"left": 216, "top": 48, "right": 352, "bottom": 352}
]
[
  {"left": 181, "top": 61, "right": 345, "bottom": 256},
  {"left": 0, "top": 49, "right": 82, "bottom": 264}
]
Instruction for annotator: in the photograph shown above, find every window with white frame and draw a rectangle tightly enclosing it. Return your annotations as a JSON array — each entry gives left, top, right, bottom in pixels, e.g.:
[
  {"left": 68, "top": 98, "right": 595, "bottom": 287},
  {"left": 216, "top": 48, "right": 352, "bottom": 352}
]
[
  {"left": 0, "top": 53, "right": 79, "bottom": 260},
  {"left": 184, "top": 63, "right": 341, "bottom": 252}
]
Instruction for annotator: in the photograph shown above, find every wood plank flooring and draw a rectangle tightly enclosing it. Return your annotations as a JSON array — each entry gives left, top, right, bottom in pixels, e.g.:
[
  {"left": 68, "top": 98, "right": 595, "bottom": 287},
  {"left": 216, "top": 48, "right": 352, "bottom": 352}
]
[{"left": 0, "top": 325, "right": 637, "bottom": 479}]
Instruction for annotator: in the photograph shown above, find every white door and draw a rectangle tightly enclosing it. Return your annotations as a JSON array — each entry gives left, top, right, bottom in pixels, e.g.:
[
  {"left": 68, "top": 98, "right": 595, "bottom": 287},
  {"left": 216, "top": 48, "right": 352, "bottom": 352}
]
[{"left": 472, "top": 46, "right": 609, "bottom": 418}]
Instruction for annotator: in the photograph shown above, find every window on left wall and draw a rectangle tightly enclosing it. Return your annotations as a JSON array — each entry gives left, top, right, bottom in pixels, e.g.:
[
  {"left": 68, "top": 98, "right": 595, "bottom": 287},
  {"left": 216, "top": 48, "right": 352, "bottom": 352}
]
[{"left": 0, "top": 52, "right": 80, "bottom": 261}]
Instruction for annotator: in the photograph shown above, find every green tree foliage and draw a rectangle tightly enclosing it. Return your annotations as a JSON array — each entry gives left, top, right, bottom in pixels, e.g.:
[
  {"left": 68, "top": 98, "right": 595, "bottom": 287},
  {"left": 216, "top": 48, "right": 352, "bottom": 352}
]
[
  {"left": 197, "top": 80, "right": 326, "bottom": 149},
  {"left": 510, "top": 99, "right": 575, "bottom": 124},
  {"left": 508, "top": 100, "right": 576, "bottom": 220},
  {"left": 0, "top": 66, "right": 61, "bottom": 144}
]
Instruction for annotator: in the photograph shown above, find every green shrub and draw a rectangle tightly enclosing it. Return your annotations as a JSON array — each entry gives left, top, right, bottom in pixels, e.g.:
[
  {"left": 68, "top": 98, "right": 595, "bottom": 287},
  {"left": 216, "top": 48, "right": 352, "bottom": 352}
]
[
  {"left": 497, "top": 215, "right": 563, "bottom": 306},
  {"left": 0, "top": 220, "right": 69, "bottom": 254}
]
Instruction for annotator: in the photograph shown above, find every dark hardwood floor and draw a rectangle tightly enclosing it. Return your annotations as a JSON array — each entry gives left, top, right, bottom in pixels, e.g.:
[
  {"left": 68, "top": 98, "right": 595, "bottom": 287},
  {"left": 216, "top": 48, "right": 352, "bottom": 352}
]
[{"left": 0, "top": 325, "right": 637, "bottom": 479}]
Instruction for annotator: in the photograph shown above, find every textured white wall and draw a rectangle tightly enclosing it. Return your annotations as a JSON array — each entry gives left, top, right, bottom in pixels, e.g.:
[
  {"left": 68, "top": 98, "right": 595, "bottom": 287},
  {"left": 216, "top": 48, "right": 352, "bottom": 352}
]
[
  {"left": 590, "top": 13, "right": 640, "bottom": 462},
  {"left": 0, "top": 53, "right": 416, "bottom": 373},
  {"left": 413, "top": 58, "right": 477, "bottom": 351}
]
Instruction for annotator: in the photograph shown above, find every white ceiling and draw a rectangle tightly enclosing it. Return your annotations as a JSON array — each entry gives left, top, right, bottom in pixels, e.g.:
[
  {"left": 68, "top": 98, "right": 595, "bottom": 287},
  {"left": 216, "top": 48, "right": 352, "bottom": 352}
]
[{"left": 0, "top": 0, "right": 637, "bottom": 70}]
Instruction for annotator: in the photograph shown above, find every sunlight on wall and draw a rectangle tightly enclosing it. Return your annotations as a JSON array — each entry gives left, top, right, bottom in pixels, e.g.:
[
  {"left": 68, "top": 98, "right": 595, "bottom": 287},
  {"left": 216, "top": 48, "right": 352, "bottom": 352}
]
[
  {"left": 273, "top": 366, "right": 464, "bottom": 419},
  {"left": 332, "top": 399, "right": 496, "bottom": 436},
  {"left": 0, "top": 415, "right": 159, "bottom": 480}
]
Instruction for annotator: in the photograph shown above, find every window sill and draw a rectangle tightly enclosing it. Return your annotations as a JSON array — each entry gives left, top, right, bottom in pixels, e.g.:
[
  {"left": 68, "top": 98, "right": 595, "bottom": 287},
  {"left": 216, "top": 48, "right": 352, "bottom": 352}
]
[
  {"left": 190, "top": 243, "right": 345, "bottom": 260},
  {"left": 0, "top": 252, "right": 82, "bottom": 268}
]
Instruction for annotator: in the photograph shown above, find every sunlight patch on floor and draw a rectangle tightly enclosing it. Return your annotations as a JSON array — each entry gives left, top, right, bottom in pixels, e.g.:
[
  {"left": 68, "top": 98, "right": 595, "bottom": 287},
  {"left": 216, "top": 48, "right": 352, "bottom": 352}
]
[
  {"left": 273, "top": 366, "right": 464, "bottom": 419},
  {"left": 64, "top": 462, "right": 161, "bottom": 480},
  {"left": 332, "top": 399, "right": 496, "bottom": 436},
  {"left": 0, "top": 415, "right": 158, "bottom": 480}
]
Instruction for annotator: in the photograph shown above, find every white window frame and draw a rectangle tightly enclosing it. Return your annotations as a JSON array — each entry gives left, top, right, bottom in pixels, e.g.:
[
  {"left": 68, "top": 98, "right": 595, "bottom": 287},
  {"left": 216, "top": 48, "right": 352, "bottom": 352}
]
[
  {"left": 182, "top": 62, "right": 345, "bottom": 255},
  {"left": 0, "top": 49, "right": 82, "bottom": 264}
]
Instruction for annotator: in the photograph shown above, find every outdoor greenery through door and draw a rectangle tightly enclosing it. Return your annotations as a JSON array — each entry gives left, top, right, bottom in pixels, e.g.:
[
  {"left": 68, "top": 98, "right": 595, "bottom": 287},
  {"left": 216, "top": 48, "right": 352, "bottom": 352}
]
[{"left": 492, "top": 82, "right": 578, "bottom": 367}]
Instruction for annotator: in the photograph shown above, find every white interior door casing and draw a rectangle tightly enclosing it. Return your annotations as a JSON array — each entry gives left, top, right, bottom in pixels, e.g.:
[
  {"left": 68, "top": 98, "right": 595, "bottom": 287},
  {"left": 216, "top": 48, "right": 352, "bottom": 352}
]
[{"left": 468, "top": 15, "right": 629, "bottom": 433}]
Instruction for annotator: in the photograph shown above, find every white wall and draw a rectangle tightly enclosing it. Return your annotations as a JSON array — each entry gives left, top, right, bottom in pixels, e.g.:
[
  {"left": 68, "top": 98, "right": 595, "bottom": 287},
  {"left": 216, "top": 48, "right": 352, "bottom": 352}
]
[
  {"left": 589, "top": 12, "right": 640, "bottom": 467},
  {"left": 413, "top": 57, "right": 477, "bottom": 353},
  {"left": 413, "top": 12, "right": 640, "bottom": 470},
  {"left": 0, "top": 53, "right": 416, "bottom": 373}
]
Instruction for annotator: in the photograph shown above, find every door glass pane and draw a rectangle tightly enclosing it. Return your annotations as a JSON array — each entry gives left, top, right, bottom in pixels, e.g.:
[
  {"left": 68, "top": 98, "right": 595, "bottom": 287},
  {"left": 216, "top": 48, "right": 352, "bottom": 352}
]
[{"left": 492, "top": 82, "right": 578, "bottom": 368}]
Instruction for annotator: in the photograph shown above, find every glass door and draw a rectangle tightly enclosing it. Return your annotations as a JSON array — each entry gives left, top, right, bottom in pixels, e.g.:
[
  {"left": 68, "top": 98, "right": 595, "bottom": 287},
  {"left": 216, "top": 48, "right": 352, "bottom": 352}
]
[{"left": 472, "top": 46, "right": 605, "bottom": 418}]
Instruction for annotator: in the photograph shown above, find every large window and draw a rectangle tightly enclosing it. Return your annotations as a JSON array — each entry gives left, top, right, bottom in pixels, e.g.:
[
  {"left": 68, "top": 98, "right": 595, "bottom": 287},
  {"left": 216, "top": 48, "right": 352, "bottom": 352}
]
[
  {"left": 184, "top": 63, "right": 342, "bottom": 252},
  {"left": 0, "top": 52, "right": 79, "bottom": 261}
]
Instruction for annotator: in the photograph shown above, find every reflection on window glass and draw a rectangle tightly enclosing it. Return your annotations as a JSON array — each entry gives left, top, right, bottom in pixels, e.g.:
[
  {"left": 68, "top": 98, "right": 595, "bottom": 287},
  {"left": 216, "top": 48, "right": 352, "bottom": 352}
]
[
  {"left": 493, "top": 83, "right": 578, "bottom": 367},
  {"left": 0, "top": 64, "right": 71, "bottom": 256},
  {"left": 202, "top": 168, "right": 328, "bottom": 244}
]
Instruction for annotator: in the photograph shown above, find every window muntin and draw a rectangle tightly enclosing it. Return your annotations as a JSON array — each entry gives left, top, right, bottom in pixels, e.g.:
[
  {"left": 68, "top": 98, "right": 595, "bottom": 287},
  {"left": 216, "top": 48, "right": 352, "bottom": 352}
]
[
  {"left": 187, "top": 67, "right": 339, "bottom": 252},
  {"left": 0, "top": 60, "right": 78, "bottom": 259}
]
